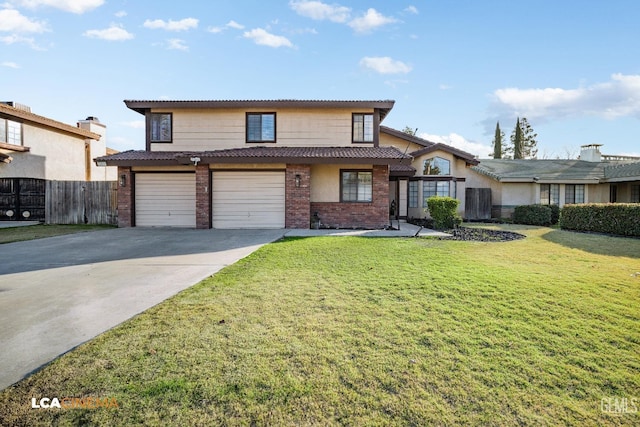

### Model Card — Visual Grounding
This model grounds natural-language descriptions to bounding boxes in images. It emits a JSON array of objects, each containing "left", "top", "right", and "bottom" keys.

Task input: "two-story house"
[
  {"left": 1, "top": 102, "right": 116, "bottom": 222},
  {"left": 97, "top": 99, "right": 420, "bottom": 229}
]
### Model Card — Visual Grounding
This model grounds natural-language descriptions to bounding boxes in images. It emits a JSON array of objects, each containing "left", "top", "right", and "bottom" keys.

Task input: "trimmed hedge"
[
  {"left": 559, "top": 203, "right": 640, "bottom": 237},
  {"left": 513, "top": 204, "right": 552, "bottom": 226},
  {"left": 426, "top": 196, "right": 462, "bottom": 230}
]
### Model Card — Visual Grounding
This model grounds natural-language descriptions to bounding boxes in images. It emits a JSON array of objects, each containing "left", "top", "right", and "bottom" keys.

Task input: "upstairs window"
[
  {"left": 149, "top": 113, "right": 172, "bottom": 143},
  {"left": 352, "top": 113, "right": 374, "bottom": 143},
  {"left": 247, "top": 113, "right": 276, "bottom": 143},
  {"left": 341, "top": 170, "right": 372, "bottom": 202},
  {"left": 0, "top": 119, "right": 22, "bottom": 145},
  {"left": 565, "top": 184, "right": 585, "bottom": 204},
  {"left": 423, "top": 157, "right": 450, "bottom": 176}
]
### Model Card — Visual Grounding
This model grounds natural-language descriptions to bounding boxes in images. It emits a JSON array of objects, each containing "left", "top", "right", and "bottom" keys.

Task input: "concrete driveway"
[{"left": 0, "top": 227, "right": 286, "bottom": 390}]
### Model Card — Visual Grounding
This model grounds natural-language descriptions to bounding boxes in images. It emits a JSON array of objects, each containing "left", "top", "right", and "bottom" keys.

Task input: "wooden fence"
[
  {"left": 45, "top": 181, "right": 118, "bottom": 225},
  {"left": 465, "top": 188, "right": 492, "bottom": 220}
]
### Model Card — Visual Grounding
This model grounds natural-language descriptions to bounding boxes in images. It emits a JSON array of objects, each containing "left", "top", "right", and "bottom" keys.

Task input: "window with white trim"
[
  {"left": 341, "top": 170, "right": 372, "bottom": 202},
  {"left": 0, "top": 119, "right": 22, "bottom": 145}
]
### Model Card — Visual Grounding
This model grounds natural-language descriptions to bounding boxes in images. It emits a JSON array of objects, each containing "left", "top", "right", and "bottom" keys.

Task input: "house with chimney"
[
  {"left": 465, "top": 144, "right": 640, "bottom": 218},
  {"left": 0, "top": 102, "right": 116, "bottom": 222}
]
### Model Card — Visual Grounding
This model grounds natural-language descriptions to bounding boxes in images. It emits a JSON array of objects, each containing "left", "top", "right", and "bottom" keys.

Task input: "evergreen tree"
[
  {"left": 519, "top": 117, "right": 538, "bottom": 159},
  {"left": 511, "top": 117, "right": 524, "bottom": 159},
  {"left": 492, "top": 121, "right": 504, "bottom": 158}
]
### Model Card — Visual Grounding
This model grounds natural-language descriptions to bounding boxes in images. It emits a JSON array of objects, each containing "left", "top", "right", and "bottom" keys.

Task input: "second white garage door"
[{"left": 212, "top": 171, "right": 285, "bottom": 228}]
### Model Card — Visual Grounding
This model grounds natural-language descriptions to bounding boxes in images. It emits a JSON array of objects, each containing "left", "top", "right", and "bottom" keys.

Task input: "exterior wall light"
[
  {"left": 295, "top": 174, "right": 301, "bottom": 187},
  {"left": 119, "top": 173, "right": 127, "bottom": 187}
]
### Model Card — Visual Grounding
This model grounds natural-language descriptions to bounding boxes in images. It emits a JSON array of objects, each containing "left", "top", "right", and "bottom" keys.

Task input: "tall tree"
[
  {"left": 492, "top": 121, "right": 504, "bottom": 158},
  {"left": 519, "top": 117, "right": 538, "bottom": 159},
  {"left": 511, "top": 117, "right": 524, "bottom": 159},
  {"left": 508, "top": 117, "right": 538, "bottom": 159}
]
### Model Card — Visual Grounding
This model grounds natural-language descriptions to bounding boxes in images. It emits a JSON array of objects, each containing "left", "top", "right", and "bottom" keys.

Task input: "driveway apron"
[{"left": 0, "top": 227, "right": 285, "bottom": 390}]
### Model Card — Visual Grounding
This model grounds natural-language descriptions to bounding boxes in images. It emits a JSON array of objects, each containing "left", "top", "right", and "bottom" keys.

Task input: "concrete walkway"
[
  {"left": 0, "top": 221, "right": 40, "bottom": 228},
  {"left": 285, "top": 220, "right": 450, "bottom": 238}
]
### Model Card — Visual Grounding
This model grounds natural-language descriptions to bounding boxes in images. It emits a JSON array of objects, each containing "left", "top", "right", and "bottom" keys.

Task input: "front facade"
[
  {"left": 99, "top": 100, "right": 413, "bottom": 229},
  {"left": 0, "top": 102, "right": 115, "bottom": 221}
]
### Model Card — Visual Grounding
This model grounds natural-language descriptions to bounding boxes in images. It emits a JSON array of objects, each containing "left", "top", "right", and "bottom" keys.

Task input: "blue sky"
[{"left": 2, "top": 0, "right": 639, "bottom": 158}]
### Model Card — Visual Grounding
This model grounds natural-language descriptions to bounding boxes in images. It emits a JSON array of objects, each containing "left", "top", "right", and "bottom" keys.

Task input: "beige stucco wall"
[
  {"left": 78, "top": 120, "right": 117, "bottom": 181},
  {"left": 151, "top": 107, "right": 376, "bottom": 151},
  {"left": 1, "top": 124, "right": 85, "bottom": 180},
  {"left": 378, "top": 133, "right": 422, "bottom": 153},
  {"left": 310, "top": 163, "right": 373, "bottom": 203}
]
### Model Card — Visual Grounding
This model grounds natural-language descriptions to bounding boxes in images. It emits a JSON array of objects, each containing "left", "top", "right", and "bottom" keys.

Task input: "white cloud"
[
  {"left": 0, "top": 34, "right": 42, "bottom": 49},
  {"left": 243, "top": 28, "right": 293, "bottom": 48},
  {"left": 420, "top": 132, "right": 491, "bottom": 158},
  {"left": 404, "top": 6, "right": 419, "bottom": 14},
  {"left": 289, "top": 0, "right": 351, "bottom": 23},
  {"left": 360, "top": 56, "right": 411, "bottom": 74},
  {"left": 348, "top": 8, "right": 398, "bottom": 33},
  {"left": 0, "top": 8, "right": 48, "bottom": 33},
  {"left": 2, "top": 61, "right": 19, "bottom": 68},
  {"left": 83, "top": 24, "right": 133, "bottom": 41},
  {"left": 492, "top": 74, "right": 640, "bottom": 122},
  {"left": 166, "top": 38, "right": 188, "bottom": 51},
  {"left": 143, "top": 18, "right": 198, "bottom": 32},
  {"left": 226, "top": 20, "right": 244, "bottom": 30},
  {"left": 439, "top": 84, "right": 452, "bottom": 90},
  {"left": 114, "top": 10, "right": 126, "bottom": 18},
  {"left": 208, "top": 20, "right": 244, "bottom": 33},
  {"left": 11, "top": 0, "right": 104, "bottom": 14}
]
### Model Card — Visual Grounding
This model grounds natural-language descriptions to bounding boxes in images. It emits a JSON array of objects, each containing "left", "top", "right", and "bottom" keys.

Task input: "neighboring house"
[
  {"left": 97, "top": 99, "right": 416, "bottom": 229},
  {"left": 0, "top": 102, "right": 116, "bottom": 221},
  {"left": 379, "top": 126, "right": 479, "bottom": 219},
  {"left": 466, "top": 144, "right": 640, "bottom": 218}
]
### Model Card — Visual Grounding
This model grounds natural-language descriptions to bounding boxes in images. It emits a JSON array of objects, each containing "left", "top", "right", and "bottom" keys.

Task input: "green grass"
[
  {"left": 0, "top": 224, "right": 115, "bottom": 244},
  {"left": 1, "top": 225, "right": 639, "bottom": 426}
]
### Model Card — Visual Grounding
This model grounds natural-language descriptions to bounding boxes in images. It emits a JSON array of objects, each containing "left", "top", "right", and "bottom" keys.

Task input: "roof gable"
[{"left": 0, "top": 103, "right": 101, "bottom": 140}]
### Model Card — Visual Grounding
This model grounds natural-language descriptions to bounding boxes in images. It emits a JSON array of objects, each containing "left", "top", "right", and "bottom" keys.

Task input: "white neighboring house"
[{"left": 0, "top": 102, "right": 117, "bottom": 221}]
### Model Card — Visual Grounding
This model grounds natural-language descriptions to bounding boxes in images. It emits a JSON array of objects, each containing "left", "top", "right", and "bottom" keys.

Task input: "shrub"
[
  {"left": 426, "top": 196, "right": 462, "bottom": 230},
  {"left": 513, "top": 204, "right": 552, "bottom": 226},
  {"left": 549, "top": 204, "right": 560, "bottom": 225},
  {"left": 560, "top": 203, "right": 640, "bottom": 237}
]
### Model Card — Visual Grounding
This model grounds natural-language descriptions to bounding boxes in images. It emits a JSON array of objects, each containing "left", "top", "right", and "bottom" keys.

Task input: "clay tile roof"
[{"left": 95, "top": 146, "right": 413, "bottom": 166}]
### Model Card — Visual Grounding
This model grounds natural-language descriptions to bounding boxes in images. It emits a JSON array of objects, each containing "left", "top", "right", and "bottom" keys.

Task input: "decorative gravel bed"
[
  {"left": 441, "top": 227, "right": 526, "bottom": 242},
  {"left": 407, "top": 219, "right": 526, "bottom": 242}
]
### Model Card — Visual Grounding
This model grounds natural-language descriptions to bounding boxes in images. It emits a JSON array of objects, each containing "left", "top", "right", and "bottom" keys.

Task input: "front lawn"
[{"left": 1, "top": 225, "right": 639, "bottom": 426}]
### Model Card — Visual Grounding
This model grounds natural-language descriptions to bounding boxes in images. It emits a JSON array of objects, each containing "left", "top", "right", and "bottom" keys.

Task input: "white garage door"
[
  {"left": 212, "top": 171, "right": 285, "bottom": 228},
  {"left": 135, "top": 173, "right": 196, "bottom": 227}
]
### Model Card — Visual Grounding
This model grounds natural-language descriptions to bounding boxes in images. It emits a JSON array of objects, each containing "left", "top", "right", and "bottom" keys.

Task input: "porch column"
[
  {"left": 117, "top": 167, "right": 133, "bottom": 227},
  {"left": 285, "top": 164, "right": 311, "bottom": 228}
]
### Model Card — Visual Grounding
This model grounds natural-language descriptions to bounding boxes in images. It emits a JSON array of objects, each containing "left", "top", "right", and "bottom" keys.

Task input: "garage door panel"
[
  {"left": 135, "top": 173, "right": 196, "bottom": 227},
  {"left": 212, "top": 171, "right": 285, "bottom": 229}
]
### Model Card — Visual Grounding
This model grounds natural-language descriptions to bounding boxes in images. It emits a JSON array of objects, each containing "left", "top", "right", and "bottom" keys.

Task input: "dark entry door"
[{"left": 0, "top": 178, "right": 45, "bottom": 221}]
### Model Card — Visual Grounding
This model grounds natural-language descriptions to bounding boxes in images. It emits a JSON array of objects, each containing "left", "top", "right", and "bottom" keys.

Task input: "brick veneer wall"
[
  {"left": 285, "top": 164, "right": 311, "bottom": 228},
  {"left": 117, "top": 166, "right": 133, "bottom": 227},
  {"left": 311, "top": 164, "right": 389, "bottom": 229},
  {"left": 195, "top": 164, "right": 211, "bottom": 229}
]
